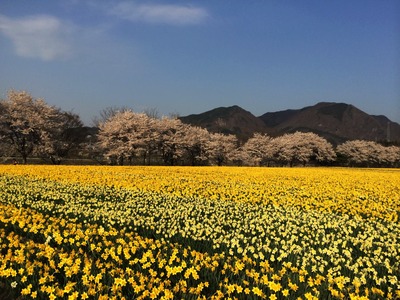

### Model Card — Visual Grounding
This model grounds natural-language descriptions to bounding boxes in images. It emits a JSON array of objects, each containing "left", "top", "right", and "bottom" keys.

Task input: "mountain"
[
  {"left": 179, "top": 105, "right": 270, "bottom": 141},
  {"left": 259, "top": 102, "right": 400, "bottom": 144},
  {"left": 179, "top": 102, "right": 400, "bottom": 144}
]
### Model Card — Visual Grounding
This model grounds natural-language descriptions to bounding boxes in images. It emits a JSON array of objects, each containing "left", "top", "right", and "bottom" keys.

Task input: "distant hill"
[
  {"left": 179, "top": 102, "right": 400, "bottom": 144},
  {"left": 179, "top": 105, "right": 270, "bottom": 141}
]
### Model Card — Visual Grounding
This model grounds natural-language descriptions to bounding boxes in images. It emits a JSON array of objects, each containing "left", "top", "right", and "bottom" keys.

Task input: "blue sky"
[{"left": 0, "top": 0, "right": 399, "bottom": 125}]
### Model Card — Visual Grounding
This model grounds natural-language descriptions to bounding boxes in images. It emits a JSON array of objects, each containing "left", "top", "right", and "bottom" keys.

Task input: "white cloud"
[
  {"left": 0, "top": 14, "right": 74, "bottom": 61},
  {"left": 110, "top": 2, "right": 209, "bottom": 25}
]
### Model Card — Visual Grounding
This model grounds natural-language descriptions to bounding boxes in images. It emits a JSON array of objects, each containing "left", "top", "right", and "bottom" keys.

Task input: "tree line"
[{"left": 1, "top": 90, "right": 399, "bottom": 167}]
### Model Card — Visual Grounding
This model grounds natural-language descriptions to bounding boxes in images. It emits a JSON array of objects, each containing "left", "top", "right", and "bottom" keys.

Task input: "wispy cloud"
[
  {"left": 0, "top": 14, "right": 74, "bottom": 61},
  {"left": 110, "top": 2, "right": 209, "bottom": 25}
]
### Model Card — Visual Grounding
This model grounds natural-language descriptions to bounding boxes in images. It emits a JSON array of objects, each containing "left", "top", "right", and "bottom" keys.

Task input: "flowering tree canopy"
[
  {"left": 240, "top": 133, "right": 272, "bottom": 166},
  {"left": 0, "top": 90, "right": 83, "bottom": 164},
  {"left": 337, "top": 140, "right": 400, "bottom": 167},
  {"left": 97, "top": 110, "right": 157, "bottom": 165}
]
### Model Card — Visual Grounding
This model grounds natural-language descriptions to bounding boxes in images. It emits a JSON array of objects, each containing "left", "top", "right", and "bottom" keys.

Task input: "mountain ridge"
[{"left": 179, "top": 102, "right": 400, "bottom": 144}]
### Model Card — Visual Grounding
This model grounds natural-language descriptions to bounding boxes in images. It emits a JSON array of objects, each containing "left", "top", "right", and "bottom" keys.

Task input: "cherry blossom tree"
[
  {"left": 206, "top": 132, "right": 238, "bottom": 166},
  {"left": 92, "top": 106, "right": 130, "bottom": 127},
  {"left": 381, "top": 145, "right": 400, "bottom": 167},
  {"left": 0, "top": 90, "right": 83, "bottom": 164},
  {"left": 240, "top": 133, "right": 272, "bottom": 166},
  {"left": 269, "top": 132, "right": 336, "bottom": 166},
  {"left": 36, "top": 111, "right": 83, "bottom": 164},
  {"left": 336, "top": 140, "right": 374, "bottom": 166},
  {"left": 156, "top": 117, "right": 187, "bottom": 165},
  {"left": 336, "top": 140, "right": 400, "bottom": 167},
  {"left": 97, "top": 110, "right": 157, "bottom": 165},
  {"left": 179, "top": 124, "right": 211, "bottom": 166}
]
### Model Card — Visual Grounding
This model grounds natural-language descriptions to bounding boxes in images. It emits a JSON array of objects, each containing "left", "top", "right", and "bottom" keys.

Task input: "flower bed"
[{"left": 0, "top": 166, "right": 399, "bottom": 299}]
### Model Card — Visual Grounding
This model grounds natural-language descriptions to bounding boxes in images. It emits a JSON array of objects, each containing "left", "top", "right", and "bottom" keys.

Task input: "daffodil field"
[{"left": 0, "top": 166, "right": 399, "bottom": 300}]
